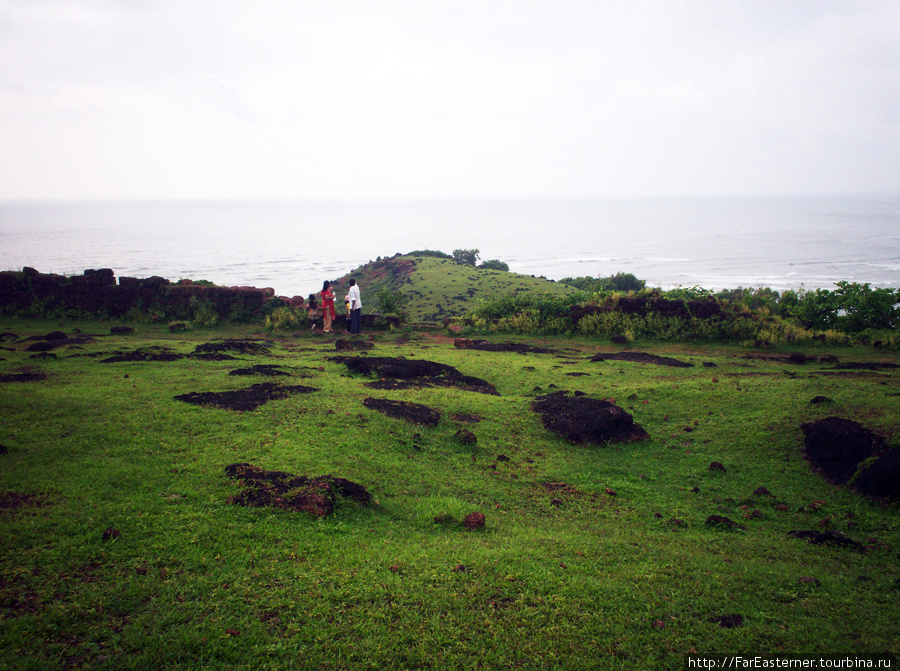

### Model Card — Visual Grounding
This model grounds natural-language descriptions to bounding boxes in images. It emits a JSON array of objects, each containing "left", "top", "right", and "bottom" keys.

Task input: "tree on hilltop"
[{"left": 452, "top": 249, "right": 480, "bottom": 267}]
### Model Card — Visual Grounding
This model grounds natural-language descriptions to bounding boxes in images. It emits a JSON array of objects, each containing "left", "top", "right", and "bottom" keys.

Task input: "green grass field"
[{"left": 1, "top": 318, "right": 898, "bottom": 670}]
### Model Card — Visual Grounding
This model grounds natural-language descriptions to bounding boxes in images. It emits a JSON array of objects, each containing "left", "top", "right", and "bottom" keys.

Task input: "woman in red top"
[{"left": 320, "top": 280, "right": 336, "bottom": 333}]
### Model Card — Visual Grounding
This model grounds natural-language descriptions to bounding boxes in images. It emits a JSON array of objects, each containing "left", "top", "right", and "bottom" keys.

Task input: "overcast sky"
[{"left": 1, "top": 0, "right": 898, "bottom": 200}]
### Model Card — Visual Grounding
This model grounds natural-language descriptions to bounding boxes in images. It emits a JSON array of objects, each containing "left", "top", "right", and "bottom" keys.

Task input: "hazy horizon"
[{"left": 2, "top": 1, "right": 899, "bottom": 202}]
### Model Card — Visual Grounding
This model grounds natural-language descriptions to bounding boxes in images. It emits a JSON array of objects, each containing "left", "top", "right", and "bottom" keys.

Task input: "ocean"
[{"left": 1, "top": 195, "right": 898, "bottom": 299}]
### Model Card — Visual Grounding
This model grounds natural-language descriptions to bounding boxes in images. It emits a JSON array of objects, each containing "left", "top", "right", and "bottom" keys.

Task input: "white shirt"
[{"left": 348, "top": 284, "right": 361, "bottom": 309}]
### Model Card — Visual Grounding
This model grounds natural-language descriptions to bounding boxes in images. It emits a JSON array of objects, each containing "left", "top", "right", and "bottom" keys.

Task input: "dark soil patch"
[
  {"left": 453, "top": 339, "right": 555, "bottom": 354},
  {"left": 787, "top": 529, "right": 867, "bottom": 552},
  {"left": 451, "top": 413, "right": 481, "bottom": 423},
  {"left": 335, "top": 355, "right": 499, "bottom": 395},
  {"left": 193, "top": 340, "right": 271, "bottom": 356},
  {"left": 363, "top": 398, "right": 441, "bottom": 426},
  {"left": 829, "top": 362, "right": 899, "bottom": 371},
  {"left": 705, "top": 515, "right": 747, "bottom": 530},
  {"left": 590, "top": 352, "right": 694, "bottom": 368},
  {"left": 100, "top": 346, "right": 184, "bottom": 363},
  {"left": 335, "top": 339, "right": 375, "bottom": 351},
  {"left": 853, "top": 445, "right": 900, "bottom": 501},
  {"left": 0, "top": 491, "right": 51, "bottom": 517},
  {"left": 191, "top": 352, "right": 239, "bottom": 361},
  {"left": 175, "top": 382, "right": 317, "bottom": 411},
  {"left": 25, "top": 336, "right": 92, "bottom": 352},
  {"left": 800, "top": 417, "right": 885, "bottom": 485},
  {"left": 228, "top": 364, "right": 290, "bottom": 377},
  {"left": 531, "top": 391, "right": 649, "bottom": 445},
  {"left": 0, "top": 370, "right": 48, "bottom": 382},
  {"left": 224, "top": 463, "right": 371, "bottom": 517},
  {"left": 709, "top": 614, "right": 744, "bottom": 628}
]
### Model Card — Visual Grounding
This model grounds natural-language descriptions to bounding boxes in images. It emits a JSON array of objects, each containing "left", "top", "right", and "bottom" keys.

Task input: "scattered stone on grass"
[
  {"left": 754, "top": 486, "right": 774, "bottom": 497},
  {"left": 787, "top": 529, "right": 867, "bottom": 552},
  {"left": 192, "top": 340, "right": 271, "bottom": 356},
  {"left": 336, "top": 355, "right": 498, "bottom": 395},
  {"left": 708, "top": 461, "right": 726, "bottom": 472},
  {"left": 454, "top": 429, "right": 477, "bottom": 444},
  {"left": 224, "top": 463, "right": 371, "bottom": 517},
  {"left": 101, "top": 527, "right": 121, "bottom": 541},
  {"left": 810, "top": 395, "right": 833, "bottom": 404},
  {"left": 228, "top": 364, "right": 290, "bottom": 377},
  {"left": 175, "top": 382, "right": 317, "bottom": 411},
  {"left": 705, "top": 515, "right": 747, "bottom": 531},
  {"left": 801, "top": 417, "right": 899, "bottom": 500},
  {"left": 453, "top": 339, "right": 554, "bottom": 354},
  {"left": 709, "top": 614, "right": 744, "bottom": 628},
  {"left": 363, "top": 397, "right": 441, "bottom": 426},
  {"left": 531, "top": 391, "right": 649, "bottom": 445},
  {"left": 589, "top": 351, "right": 694, "bottom": 368},
  {"left": 169, "top": 322, "right": 188, "bottom": 332},
  {"left": 462, "top": 512, "right": 486, "bottom": 529}
]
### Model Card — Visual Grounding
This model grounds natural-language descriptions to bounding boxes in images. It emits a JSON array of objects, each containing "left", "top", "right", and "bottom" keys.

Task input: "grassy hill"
[
  {"left": 0, "top": 318, "right": 898, "bottom": 669},
  {"left": 329, "top": 253, "right": 577, "bottom": 323}
]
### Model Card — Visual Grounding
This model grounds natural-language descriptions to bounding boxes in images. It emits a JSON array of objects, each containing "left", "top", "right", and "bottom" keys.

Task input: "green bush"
[
  {"left": 478, "top": 259, "right": 509, "bottom": 271},
  {"left": 264, "top": 306, "right": 303, "bottom": 331}
]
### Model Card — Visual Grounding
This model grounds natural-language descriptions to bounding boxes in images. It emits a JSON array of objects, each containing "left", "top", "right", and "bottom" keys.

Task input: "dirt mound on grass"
[
  {"left": 0, "top": 370, "right": 47, "bottom": 382},
  {"left": 589, "top": 351, "right": 694, "bottom": 368},
  {"left": 100, "top": 346, "right": 184, "bottom": 363},
  {"left": 363, "top": 398, "right": 441, "bottom": 426},
  {"left": 531, "top": 391, "right": 650, "bottom": 445},
  {"left": 224, "top": 463, "right": 371, "bottom": 517},
  {"left": 175, "top": 382, "right": 317, "bottom": 411},
  {"left": 228, "top": 364, "right": 290, "bottom": 377},
  {"left": 335, "top": 356, "right": 499, "bottom": 395},
  {"left": 801, "top": 417, "right": 884, "bottom": 485},
  {"left": 453, "top": 339, "right": 555, "bottom": 354},
  {"left": 192, "top": 340, "right": 271, "bottom": 356},
  {"left": 787, "top": 529, "right": 867, "bottom": 552},
  {"left": 800, "top": 417, "right": 900, "bottom": 501}
]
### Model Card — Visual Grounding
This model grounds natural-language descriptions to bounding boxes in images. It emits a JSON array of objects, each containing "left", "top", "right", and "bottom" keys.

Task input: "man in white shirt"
[{"left": 347, "top": 279, "right": 362, "bottom": 334}]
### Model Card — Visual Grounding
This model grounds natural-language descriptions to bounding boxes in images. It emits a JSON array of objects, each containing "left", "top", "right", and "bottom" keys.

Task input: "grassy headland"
[
  {"left": 330, "top": 253, "right": 577, "bottom": 323},
  {"left": 0, "top": 315, "right": 898, "bottom": 670}
]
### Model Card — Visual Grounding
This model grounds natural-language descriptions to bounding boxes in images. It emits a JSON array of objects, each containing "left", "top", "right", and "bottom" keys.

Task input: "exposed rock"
[
  {"left": 454, "top": 429, "right": 477, "bottom": 444},
  {"left": 787, "top": 529, "right": 867, "bottom": 552},
  {"left": 531, "top": 391, "right": 649, "bottom": 445},
  {"left": 801, "top": 417, "right": 884, "bottom": 485},
  {"left": 175, "top": 382, "right": 317, "bottom": 411},
  {"left": 709, "top": 614, "right": 744, "bottom": 628},
  {"left": 705, "top": 515, "right": 746, "bottom": 531},
  {"left": 337, "top": 355, "right": 498, "bottom": 395},
  {"left": 363, "top": 398, "right": 441, "bottom": 426},
  {"left": 590, "top": 351, "right": 694, "bottom": 368},
  {"left": 462, "top": 512, "right": 486, "bottom": 529},
  {"left": 224, "top": 463, "right": 371, "bottom": 517}
]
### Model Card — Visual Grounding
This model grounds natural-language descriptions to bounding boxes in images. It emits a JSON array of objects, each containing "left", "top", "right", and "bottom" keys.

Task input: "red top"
[{"left": 321, "top": 288, "right": 336, "bottom": 319}]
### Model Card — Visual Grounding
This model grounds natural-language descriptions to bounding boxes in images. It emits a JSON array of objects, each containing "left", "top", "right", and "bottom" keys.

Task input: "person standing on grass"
[
  {"left": 347, "top": 278, "right": 362, "bottom": 334},
  {"left": 320, "top": 280, "right": 336, "bottom": 333},
  {"left": 306, "top": 294, "right": 320, "bottom": 332}
]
